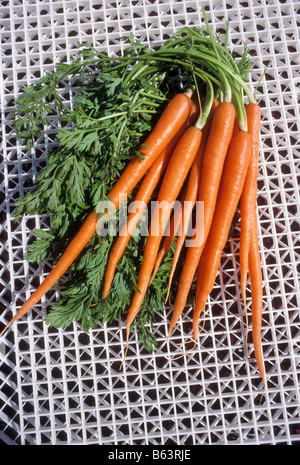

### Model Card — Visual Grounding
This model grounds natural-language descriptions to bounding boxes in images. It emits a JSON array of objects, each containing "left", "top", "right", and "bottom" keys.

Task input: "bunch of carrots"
[{"left": 1, "top": 15, "right": 265, "bottom": 387}]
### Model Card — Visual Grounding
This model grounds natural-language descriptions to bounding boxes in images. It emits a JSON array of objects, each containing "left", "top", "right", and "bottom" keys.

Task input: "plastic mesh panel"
[{"left": 0, "top": 0, "right": 299, "bottom": 445}]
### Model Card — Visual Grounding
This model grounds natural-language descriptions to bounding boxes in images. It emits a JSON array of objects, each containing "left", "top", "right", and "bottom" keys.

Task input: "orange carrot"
[
  {"left": 0, "top": 92, "right": 192, "bottom": 337},
  {"left": 239, "top": 104, "right": 261, "bottom": 314},
  {"left": 168, "top": 102, "right": 235, "bottom": 337},
  {"left": 240, "top": 103, "right": 264, "bottom": 386},
  {"left": 107, "top": 93, "right": 192, "bottom": 208},
  {"left": 248, "top": 211, "right": 265, "bottom": 387},
  {"left": 149, "top": 183, "right": 187, "bottom": 286},
  {"left": 125, "top": 125, "right": 203, "bottom": 346},
  {"left": 193, "top": 130, "right": 251, "bottom": 339},
  {"left": 148, "top": 98, "right": 201, "bottom": 286},
  {"left": 102, "top": 99, "right": 199, "bottom": 299},
  {"left": 165, "top": 99, "right": 219, "bottom": 302}
]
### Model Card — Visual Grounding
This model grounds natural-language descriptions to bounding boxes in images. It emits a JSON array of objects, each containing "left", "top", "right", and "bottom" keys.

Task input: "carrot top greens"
[{"left": 12, "top": 21, "right": 255, "bottom": 351}]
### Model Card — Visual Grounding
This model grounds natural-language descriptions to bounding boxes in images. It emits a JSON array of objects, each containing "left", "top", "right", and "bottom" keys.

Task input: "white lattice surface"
[{"left": 0, "top": 0, "right": 299, "bottom": 446}]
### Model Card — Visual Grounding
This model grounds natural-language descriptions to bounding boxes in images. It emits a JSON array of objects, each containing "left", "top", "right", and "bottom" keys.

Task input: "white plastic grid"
[{"left": 0, "top": 0, "right": 299, "bottom": 446}]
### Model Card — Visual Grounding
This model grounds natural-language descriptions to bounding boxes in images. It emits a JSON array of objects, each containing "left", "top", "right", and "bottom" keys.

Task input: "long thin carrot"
[
  {"left": 193, "top": 130, "right": 251, "bottom": 339},
  {"left": 102, "top": 99, "right": 199, "bottom": 299},
  {"left": 124, "top": 125, "right": 203, "bottom": 348},
  {"left": 239, "top": 103, "right": 261, "bottom": 316},
  {"left": 165, "top": 99, "right": 219, "bottom": 302},
  {"left": 240, "top": 103, "right": 265, "bottom": 386},
  {"left": 163, "top": 134, "right": 205, "bottom": 303},
  {"left": 248, "top": 210, "right": 265, "bottom": 387},
  {"left": 167, "top": 101, "right": 235, "bottom": 337},
  {"left": 0, "top": 92, "right": 192, "bottom": 337}
]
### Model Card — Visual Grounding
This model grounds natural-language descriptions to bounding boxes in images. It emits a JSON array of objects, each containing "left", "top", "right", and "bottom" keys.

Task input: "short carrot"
[
  {"left": 0, "top": 92, "right": 192, "bottom": 337},
  {"left": 168, "top": 101, "right": 235, "bottom": 337},
  {"left": 240, "top": 103, "right": 265, "bottom": 386},
  {"left": 124, "top": 125, "right": 203, "bottom": 347},
  {"left": 193, "top": 130, "right": 251, "bottom": 339}
]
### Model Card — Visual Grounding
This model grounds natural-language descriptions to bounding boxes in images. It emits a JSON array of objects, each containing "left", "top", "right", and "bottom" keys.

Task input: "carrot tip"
[
  {"left": 167, "top": 325, "right": 174, "bottom": 339},
  {"left": 150, "top": 250, "right": 165, "bottom": 285},
  {"left": 174, "top": 339, "right": 194, "bottom": 348},
  {"left": 168, "top": 338, "right": 197, "bottom": 361},
  {"left": 149, "top": 275, "right": 155, "bottom": 286},
  {"left": 119, "top": 334, "right": 129, "bottom": 371},
  {"left": 0, "top": 316, "right": 16, "bottom": 338},
  {"left": 0, "top": 324, "right": 10, "bottom": 338},
  {"left": 193, "top": 308, "right": 206, "bottom": 341},
  {"left": 240, "top": 286, "right": 250, "bottom": 365},
  {"left": 164, "top": 289, "right": 171, "bottom": 305},
  {"left": 258, "top": 391, "right": 265, "bottom": 405},
  {"left": 90, "top": 300, "right": 101, "bottom": 307}
]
